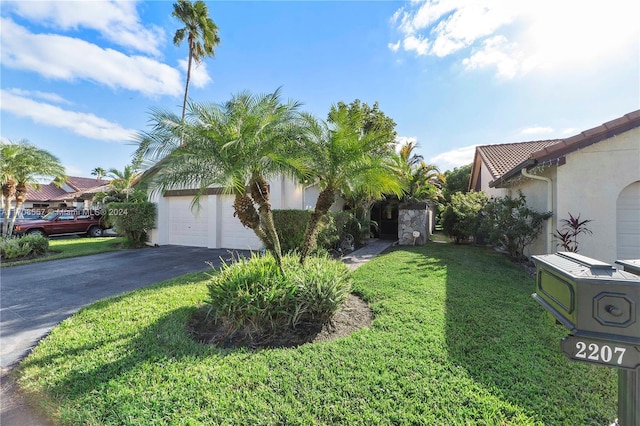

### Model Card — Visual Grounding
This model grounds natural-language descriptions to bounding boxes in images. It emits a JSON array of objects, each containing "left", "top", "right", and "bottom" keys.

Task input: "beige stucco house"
[{"left": 468, "top": 110, "right": 640, "bottom": 264}]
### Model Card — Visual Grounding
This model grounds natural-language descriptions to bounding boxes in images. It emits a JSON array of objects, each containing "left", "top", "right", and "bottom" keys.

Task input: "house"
[
  {"left": 148, "top": 176, "right": 343, "bottom": 250},
  {"left": 468, "top": 110, "right": 640, "bottom": 264},
  {"left": 21, "top": 176, "right": 110, "bottom": 212}
]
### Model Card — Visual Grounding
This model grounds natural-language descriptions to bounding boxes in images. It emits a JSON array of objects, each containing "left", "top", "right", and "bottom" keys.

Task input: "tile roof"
[
  {"left": 476, "top": 140, "right": 562, "bottom": 180},
  {"left": 65, "top": 176, "right": 108, "bottom": 191},
  {"left": 25, "top": 184, "right": 69, "bottom": 201},
  {"left": 24, "top": 176, "right": 110, "bottom": 202}
]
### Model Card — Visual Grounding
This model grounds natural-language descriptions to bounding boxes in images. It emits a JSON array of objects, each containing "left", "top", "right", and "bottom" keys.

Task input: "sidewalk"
[{"left": 0, "top": 240, "right": 394, "bottom": 425}]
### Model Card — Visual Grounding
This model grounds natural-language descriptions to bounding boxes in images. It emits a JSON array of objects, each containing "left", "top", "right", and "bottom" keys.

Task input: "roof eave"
[{"left": 489, "top": 159, "right": 536, "bottom": 188}]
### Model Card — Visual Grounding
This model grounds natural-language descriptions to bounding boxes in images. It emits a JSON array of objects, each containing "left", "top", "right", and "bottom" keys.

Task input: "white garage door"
[
  {"left": 617, "top": 181, "right": 640, "bottom": 260},
  {"left": 220, "top": 195, "right": 262, "bottom": 250},
  {"left": 168, "top": 196, "right": 209, "bottom": 247}
]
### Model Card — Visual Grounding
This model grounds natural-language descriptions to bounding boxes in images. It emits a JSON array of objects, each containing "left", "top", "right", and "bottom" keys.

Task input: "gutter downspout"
[{"left": 521, "top": 168, "right": 554, "bottom": 254}]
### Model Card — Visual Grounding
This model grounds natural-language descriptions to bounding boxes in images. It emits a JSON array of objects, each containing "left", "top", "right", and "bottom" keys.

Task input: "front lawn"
[
  {"left": 15, "top": 243, "right": 616, "bottom": 424},
  {"left": 1, "top": 236, "right": 125, "bottom": 267}
]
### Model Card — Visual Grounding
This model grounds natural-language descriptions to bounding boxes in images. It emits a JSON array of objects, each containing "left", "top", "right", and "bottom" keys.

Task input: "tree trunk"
[
  {"left": 179, "top": 37, "right": 194, "bottom": 146},
  {"left": 7, "top": 182, "right": 28, "bottom": 237},
  {"left": 2, "top": 180, "right": 16, "bottom": 236},
  {"left": 232, "top": 192, "right": 270, "bottom": 249},
  {"left": 249, "top": 174, "right": 283, "bottom": 273},
  {"left": 299, "top": 187, "right": 335, "bottom": 264}
]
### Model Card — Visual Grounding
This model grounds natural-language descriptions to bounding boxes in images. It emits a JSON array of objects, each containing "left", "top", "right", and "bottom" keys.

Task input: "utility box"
[{"left": 532, "top": 252, "right": 640, "bottom": 346}]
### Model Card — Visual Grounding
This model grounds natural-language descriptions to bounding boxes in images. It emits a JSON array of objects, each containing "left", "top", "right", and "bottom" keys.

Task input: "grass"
[
  {"left": 15, "top": 243, "right": 617, "bottom": 425},
  {"left": 1, "top": 236, "right": 126, "bottom": 267}
]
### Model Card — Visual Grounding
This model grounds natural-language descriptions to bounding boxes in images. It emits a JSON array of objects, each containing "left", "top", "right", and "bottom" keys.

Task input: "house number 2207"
[{"left": 575, "top": 341, "right": 626, "bottom": 364}]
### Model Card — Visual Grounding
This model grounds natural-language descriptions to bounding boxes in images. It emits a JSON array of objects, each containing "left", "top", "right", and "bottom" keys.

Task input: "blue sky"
[{"left": 1, "top": 0, "right": 638, "bottom": 179}]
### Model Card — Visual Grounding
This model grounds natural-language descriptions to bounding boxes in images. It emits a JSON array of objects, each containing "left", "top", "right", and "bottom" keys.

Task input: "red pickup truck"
[{"left": 13, "top": 210, "right": 107, "bottom": 237}]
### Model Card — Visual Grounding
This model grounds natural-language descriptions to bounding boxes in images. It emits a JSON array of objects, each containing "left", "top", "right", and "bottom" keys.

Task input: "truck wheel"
[
  {"left": 27, "top": 229, "right": 46, "bottom": 237},
  {"left": 88, "top": 226, "right": 103, "bottom": 237}
]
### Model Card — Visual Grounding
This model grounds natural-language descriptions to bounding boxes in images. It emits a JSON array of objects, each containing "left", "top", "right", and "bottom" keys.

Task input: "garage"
[
  {"left": 617, "top": 181, "right": 640, "bottom": 260},
  {"left": 167, "top": 196, "right": 209, "bottom": 247}
]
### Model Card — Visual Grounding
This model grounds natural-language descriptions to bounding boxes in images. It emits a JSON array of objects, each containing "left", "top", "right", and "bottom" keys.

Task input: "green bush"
[
  {"left": 0, "top": 234, "right": 49, "bottom": 259},
  {"left": 273, "top": 209, "right": 338, "bottom": 253},
  {"left": 106, "top": 201, "right": 156, "bottom": 248},
  {"left": 206, "top": 253, "right": 352, "bottom": 345},
  {"left": 441, "top": 191, "right": 488, "bottom": 243},
  {"left": 479, "top": 191, "right": 552, "bottom": 260}
]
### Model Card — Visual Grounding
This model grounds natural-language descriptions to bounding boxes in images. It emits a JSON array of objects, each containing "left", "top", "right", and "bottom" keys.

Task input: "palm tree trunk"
[
  {"left": 249, "top": 174, "right": 283, "bottom": 273},
  {"left": 7, "top": 182, "right": 28, "bottom": 237},
  {"left": 181, "top": 39, "right": 194, "bottom": 125},
  {"left": 232, "top": 192, "right": 270, "bottom": 248},
  {"left": 2, "top": 180, "right": 16, "bottom": 236},
  {"left": 299, "top": 187, "right": 335, "bottom": 264}
]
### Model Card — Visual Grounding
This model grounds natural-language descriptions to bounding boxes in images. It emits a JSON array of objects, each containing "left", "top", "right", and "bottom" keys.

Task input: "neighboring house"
[
  {"left": 149, "top": 176, "right": 343, "bottom": 250},
  {"left": 468, "top": 110, "right": 640, "bottom": 264},
  {"left": 20, "top": 176, "right": 110, "bottom": 212}
]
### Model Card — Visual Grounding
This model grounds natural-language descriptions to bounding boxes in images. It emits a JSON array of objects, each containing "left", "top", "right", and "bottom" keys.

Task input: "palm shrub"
[{"left": 206, "top": 252, "right": 351, "bottom": 346}]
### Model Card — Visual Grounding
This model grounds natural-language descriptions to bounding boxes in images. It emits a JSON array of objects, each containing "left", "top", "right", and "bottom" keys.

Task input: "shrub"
[
  {"left": 479, "top": 192, "right": 552, "bottom": 260},
  {"left": 106, "top": 201, "right": 156, "bottom": 248},
  {"left": 554, "top": 212, "right": 593, "bottom": 252},
  {"left": 441, "top": 191, "right": 488, "bottom": 243},
  {"left": 0, "top": 234, "right": 49, "bottom": 259},
  {"left": 206, "top": 253, "right": 352, "bottom": 346},
  {"left": 273, "top": 209, "right": 338, "bottom": 254}
]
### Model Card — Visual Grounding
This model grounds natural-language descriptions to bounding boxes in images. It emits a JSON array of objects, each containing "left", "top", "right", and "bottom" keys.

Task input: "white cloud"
[
  {"left": 0, "top": 89, "right": 136, "bottom": 142},
  {"left": 521, "top": 126, "right": 553, "bottom": 135},
  {"left": 388, "top": 40, "right": 401, "bottom": 52},
  {"left": 430, "top": 145, "right": 477, "bottom": 170},
  {"left": 388, "top": 0, "right": 640, "bottom": 78},
  {"left": 403, "top": 35, "right": 430, "bottom": 56},
  {"left": 6, "top": 88, "right": 72, "bottom": 105},
  {"left": 5, "top": 0, "right": 164, "bottom": 56},
  {"left": 1, "top": 18, "right": 182, "bottom": 98},
  {"left": 178, "top": 58, "right": 212, "bottom": 89},
  {"left": 395, "top": 136, "right": 418, "bottom": 152},
  {"left": 562, "top": 128, "right": 578, "bottom": 135}
]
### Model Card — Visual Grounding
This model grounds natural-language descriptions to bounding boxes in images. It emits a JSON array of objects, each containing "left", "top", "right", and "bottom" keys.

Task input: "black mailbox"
[{"left": 532, "top": 252, "right": 640, "bottom": 345}]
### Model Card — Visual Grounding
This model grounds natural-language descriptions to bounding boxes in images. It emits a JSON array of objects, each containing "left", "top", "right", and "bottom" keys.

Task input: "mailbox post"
[{"left": 532, "top": 252, "right": 640, "bottom": 426}]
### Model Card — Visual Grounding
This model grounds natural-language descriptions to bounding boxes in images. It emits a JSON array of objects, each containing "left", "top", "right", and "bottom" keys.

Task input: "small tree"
[
  {"left": 554, "top": 212, "right": 593, "bottom": 252},
  {"left": 441, "top": 191, "right": 488, "bottom": 243},
  {"left": 480, "top": 192, "right": 552, "bottom": 260}
]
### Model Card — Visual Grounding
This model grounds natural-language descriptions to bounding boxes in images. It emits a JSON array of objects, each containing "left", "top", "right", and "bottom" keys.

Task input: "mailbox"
[{"left": 532, "top": 252, "right": 640, "bottom": 345}]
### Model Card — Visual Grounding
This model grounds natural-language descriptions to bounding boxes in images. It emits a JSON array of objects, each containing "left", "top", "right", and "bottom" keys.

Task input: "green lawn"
[
  {"left": 15, "top": 243, "right": 617, "bottom": 425},
  {"left": 1, "top": 236, "right": 126, "bottom": 267}
]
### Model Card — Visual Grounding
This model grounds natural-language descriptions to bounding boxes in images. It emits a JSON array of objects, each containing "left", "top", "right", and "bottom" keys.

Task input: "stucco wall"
[
  {"left": 480, "top": 163, "right": 508, "bottom": 198},
  {"left": 555, "top": 127, "right": 640, "bottom": 264}
]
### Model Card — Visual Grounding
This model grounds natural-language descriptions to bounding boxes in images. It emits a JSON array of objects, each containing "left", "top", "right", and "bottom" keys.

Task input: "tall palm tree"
[
  {"left": 298, "top": 107, "right": 403, "bottom": 263},
  {"left": 91, "top": 167, "right": 107, "bottom": 179},
  {"left": 1, "top": 140, "right": 66, "bottom": 236},
  {"left": 135, "top": 88, "right": 308, "bottom": 272},
  {"left": 172, "top": 0, "right": 220, "bottom": 123}
]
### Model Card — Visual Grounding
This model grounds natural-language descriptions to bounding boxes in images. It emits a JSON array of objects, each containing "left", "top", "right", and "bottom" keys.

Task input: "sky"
[{"left": 1, "top": 0, "right": 639, "bottom": 179}]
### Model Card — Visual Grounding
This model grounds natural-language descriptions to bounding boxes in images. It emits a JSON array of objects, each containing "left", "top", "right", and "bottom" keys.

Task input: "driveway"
[{"left": 0, "top": 245, "right": 248, "bottom": 369}]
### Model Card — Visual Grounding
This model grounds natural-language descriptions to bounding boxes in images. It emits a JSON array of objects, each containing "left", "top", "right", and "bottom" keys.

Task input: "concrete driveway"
[{"left": 0, "top": 245, "right": 248, "bottom": 369}]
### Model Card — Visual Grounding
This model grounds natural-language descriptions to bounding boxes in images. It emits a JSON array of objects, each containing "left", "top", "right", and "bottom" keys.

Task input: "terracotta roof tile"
[
  {"left": 477, "top": 140, "right": 562, "bottom": 180},
  {"left": 26, "top": 184, "right": 68, "bottom": 201},
  {"left": 24, "top": 176, "right": 110, "bottom": 202}
]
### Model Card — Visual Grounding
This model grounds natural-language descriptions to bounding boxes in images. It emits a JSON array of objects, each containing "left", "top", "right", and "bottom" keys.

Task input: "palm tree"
[
  {"left": 392, "top": 140, "right": 445, "bottom": 203},
  {"left": 1, "top": 140, "right": 66, "bottom": 236},
  {"left": 91, "top": 167, "right": 107, "bottom": 179},
  {"left": 107, "top": 165, "right": 142, "bottom": 202},
  {"left": 135, "top": 88, "right": 308, "bottom": 272},
  {"left": 297, "top": 107, "right": 403, "bottom": 263},
  {"left": 172, "top": 0, "right": 220, "bottom": 123}
]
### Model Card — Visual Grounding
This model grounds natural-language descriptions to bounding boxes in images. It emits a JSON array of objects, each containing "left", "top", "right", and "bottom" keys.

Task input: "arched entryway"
[{"left": 616, "top": 181, "right": 640, "bottom": 260}]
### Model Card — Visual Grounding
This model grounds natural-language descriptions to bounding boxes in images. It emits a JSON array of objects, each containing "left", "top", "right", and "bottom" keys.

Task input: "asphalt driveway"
[{"left": 0, "top": 245, "right": 248, "bottom": 369}]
